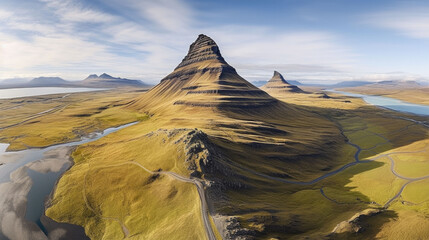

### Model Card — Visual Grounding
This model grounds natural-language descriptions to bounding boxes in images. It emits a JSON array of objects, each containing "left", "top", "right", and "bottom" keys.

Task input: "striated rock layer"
[
  {"left": 261, "top": 71, "right": 305, "bottom": 94},
  {"left": 130, "top": 34, "right": 276, "bottom": 109}
]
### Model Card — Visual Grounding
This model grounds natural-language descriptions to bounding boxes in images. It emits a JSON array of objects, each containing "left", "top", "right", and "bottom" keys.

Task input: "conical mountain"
[
  {"left": 130, "top": 34, "right": 276, "bottom": 110},
  {"left": 261, "top": 71, "right": 305, "bottom": 93}
]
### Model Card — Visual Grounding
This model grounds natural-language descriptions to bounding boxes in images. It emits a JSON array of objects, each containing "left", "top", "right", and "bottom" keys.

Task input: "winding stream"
[{"left": 0, "top": 122, "right": 137, "bottom": 238}]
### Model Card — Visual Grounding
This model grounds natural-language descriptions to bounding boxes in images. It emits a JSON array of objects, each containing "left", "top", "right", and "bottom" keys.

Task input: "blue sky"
[{"left": 0, "top": 0, "right": 428, "bottom": 84}]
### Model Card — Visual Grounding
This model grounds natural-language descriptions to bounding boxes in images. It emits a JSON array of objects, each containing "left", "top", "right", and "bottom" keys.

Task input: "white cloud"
[
  {"left": 1, "top": 34, "right": 106, "bottom": 68},
  {"left": 1, "top": 0, "right": 426, "bottom": 84},
  {"left": 196, "top": 26, "right": 357, "bottom": 83},
  {"left": 130, "top": 0, "right": 193, "bottom": 33},
  {"left": 40, "top": 0, "right": 117, "bottom": 23},
  {"left": 0, "top": 9, "right": 12, "bottom": 20},
  {"left": 365, "top": 7, "right": 429, "bottom": 39}
]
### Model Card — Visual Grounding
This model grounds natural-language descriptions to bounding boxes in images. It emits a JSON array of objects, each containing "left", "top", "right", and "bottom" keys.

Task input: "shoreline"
[
  {"left": 0, "top": 122, "right": 138, "bottom": 238},
  {"left": 0, "top": 146, "right": 89, "bottom": 239},
  {"left": 41, "top": 146, "right": 89, "bottom": 240}
]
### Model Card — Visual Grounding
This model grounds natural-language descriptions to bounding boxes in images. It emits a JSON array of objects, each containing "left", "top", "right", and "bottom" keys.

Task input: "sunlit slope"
[{"left": 46, "top": 127, "right": 207, "bottom": 239}]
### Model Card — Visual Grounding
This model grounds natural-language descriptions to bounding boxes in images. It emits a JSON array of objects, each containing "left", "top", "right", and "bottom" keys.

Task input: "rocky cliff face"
[
  {"left": 261, "top": 71, "right": 305, "bottom": 93},
  {"left": 131, "top": 34, "right": 276, "bottom": 110}
]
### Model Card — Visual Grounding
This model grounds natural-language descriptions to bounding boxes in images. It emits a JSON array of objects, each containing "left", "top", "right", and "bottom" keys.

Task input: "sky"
[{"left": 0, "top": 0, "right": 428, "bottom": 84}]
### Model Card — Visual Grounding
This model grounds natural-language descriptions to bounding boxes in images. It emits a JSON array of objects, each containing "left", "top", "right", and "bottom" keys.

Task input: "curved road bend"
[
  {"left": 95, "top": 161, "right": 216, "bottom": 240},
  {"left": 382, "top": 153, "right": 429, "bottom": 208}
]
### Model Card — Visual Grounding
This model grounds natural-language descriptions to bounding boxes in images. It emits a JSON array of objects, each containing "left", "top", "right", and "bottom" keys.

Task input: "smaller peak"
[
  {"left": 87, "top": 74, "right": 98, "bottom": 79},
  {"left": 99, "top": 73, "right": 114, "bottom": 79},
  {"left": 270, "top": 71, "right": 289, "bottom": 84}
]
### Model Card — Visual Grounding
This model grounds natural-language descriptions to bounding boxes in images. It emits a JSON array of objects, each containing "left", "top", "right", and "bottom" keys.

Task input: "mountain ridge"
[{"left": 0, "top": 74, "right": 150, "bottom": 89}]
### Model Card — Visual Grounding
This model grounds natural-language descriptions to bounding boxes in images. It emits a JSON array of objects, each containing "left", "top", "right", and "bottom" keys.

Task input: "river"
[
  {"left": 0, "top": 122, "right": 137, "bottom": 239},
  {"left": 0, "top": 87, "right": 107, "bottom": 99},
  {"left": 327, "top": 90, "right": 429, "bottom": 116}
]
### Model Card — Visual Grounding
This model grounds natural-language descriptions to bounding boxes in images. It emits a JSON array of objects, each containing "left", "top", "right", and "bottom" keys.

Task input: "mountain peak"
[
  {"left": 99, "top": 73, "right": 114, "bottom": 79},
  {"left": 131, "top": 34, "right": 276, "bottom": 110},
  {"left": 175, "top": 34, "right": 227, "bottom": 70},
  {"left": 270, "top": 71, "right": 289, "bottom": 84}
]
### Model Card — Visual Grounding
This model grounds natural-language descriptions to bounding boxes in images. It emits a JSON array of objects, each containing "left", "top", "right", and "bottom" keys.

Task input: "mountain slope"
[
  {"left": 261, "top": 71, "right": 305, "bottom": 94},
  {"left": 130, "top": 34, "right": 276, "bottom": 110}
]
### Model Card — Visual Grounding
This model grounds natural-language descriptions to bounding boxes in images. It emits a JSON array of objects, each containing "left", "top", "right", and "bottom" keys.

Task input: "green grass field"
[{"left": 1, "top": 87, "right": 428, "bottom": 239}]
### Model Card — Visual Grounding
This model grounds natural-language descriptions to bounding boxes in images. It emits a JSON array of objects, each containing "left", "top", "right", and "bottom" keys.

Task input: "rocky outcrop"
[
  {"left": 144, "top": 128, "right": 252, "bottom": 239},
  {"left": 144, "top": 128, "right": 246, "bottom": 188},
  {"left": 212, "top": 215, "right": 256, "bottom": 240},
  {"left": 261, "top": 71, "right": 305, "bottom": 93},
  {"left": 331, "top": 208, "right": 381, "bottom": 234}
]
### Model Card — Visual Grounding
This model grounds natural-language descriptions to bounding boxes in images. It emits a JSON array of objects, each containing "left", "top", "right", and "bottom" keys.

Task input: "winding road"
[
  {"left": 380, "top": 151, "right": 429, "bottom": 208},
  {"left": 83, "top": 161, "right": 216, "bottom": 240}
]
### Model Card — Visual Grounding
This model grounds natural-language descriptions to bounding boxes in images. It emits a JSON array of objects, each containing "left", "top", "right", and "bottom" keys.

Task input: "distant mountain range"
[
  {"left": 0, "top": 74, "right": 150, "bottom": 89},
  {"left": 81, "top": 73, "right": 147, "bottom": 88},
  {"left": 252, "top": 79, "right": 428, "bottom": 89},
  {"left": 286, "top": 80, "right": 373, "bottom": 88}
]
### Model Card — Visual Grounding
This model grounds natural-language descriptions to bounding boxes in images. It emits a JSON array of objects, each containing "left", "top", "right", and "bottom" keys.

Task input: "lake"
[
  {"left": 328, "top": 90, "right": 429, "bottom": 116},
  {"left": 0, "top": 87, "right": 107, "bottom": 99}
]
